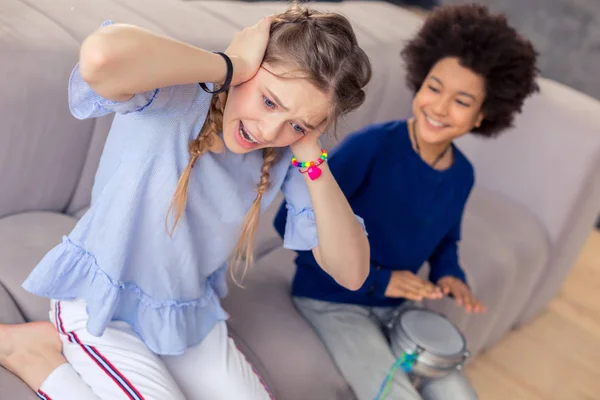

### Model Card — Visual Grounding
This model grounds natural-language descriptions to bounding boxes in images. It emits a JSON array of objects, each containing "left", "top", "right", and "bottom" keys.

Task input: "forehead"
[
  {"left": 429, "top": 57, "right": 485, "bottom": 95},
  {"left": 255, "top": 64, "right": 332, "bottom": 125}
]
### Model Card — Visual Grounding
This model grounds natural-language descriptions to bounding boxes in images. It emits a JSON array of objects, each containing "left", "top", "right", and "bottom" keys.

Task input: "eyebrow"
[
  {"left": 429, "top": 76, "right": 477, "bottom": 101},
  {"left": 265, "top": 87, "right": 317, "bottom": 130}
]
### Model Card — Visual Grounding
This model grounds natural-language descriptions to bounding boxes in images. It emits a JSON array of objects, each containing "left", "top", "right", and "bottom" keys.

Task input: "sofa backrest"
[
  {"left": 0, "top": 0, "right": 422, "bottom": 219},
  {"left": 456, "top": 78, "right": 600, "bottom": 245}
]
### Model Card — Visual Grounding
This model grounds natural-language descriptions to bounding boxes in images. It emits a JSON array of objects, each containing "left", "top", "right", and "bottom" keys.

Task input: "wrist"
[
  {"left": 291, "top": 142, "right": 322, "bottom": 161},
  {"left": 227, "top": 54, "right": 246, "bottom": 86}
]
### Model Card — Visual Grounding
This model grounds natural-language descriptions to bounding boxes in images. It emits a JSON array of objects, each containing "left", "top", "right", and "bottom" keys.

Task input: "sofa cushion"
[
  {"left": 423, "top": 187, "right": 549, "bottom": 354},
  {"left": 0, "top": 284, "right": 37, "bottom": 399},
  {"left": 222, "top": 247, "right": 355, "bottom": 400},
  {"left": 0, "top": 212, "right": 77, "bottom": 323}
]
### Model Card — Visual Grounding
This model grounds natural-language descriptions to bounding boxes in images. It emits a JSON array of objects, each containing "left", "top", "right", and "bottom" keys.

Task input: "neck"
[{"left": 409, "top": 118, "right": 452, "bottom": 166}]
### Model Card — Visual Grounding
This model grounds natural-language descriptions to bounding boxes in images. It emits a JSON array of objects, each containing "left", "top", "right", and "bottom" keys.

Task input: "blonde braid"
[
  {"left": 166, "top": 93, "right": 225, "bottom": 235},
  {"left": 231, "top": 147, "right": 277, "bottom": 283}
]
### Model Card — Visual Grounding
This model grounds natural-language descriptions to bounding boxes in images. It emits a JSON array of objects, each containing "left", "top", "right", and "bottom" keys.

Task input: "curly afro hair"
[{"left": 401, "top": 4, "right": 540, "bottom": 137}]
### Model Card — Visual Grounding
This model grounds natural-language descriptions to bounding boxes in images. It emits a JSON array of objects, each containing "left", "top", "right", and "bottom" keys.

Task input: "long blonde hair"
[{"left": 166, "top": 3, "right": 372, "bottom": 280}]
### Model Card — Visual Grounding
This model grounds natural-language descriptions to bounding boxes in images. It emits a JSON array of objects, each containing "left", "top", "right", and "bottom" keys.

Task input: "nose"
[
  {"left": 431, "top": 94, "right": 451, "bottom": 117},
  {"left": 257, "top": 116, "right": 284, "bottom": 143}
]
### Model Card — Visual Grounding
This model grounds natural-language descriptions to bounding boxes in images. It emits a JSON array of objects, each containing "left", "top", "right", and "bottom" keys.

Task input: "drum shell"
[{"left": 389, "top": 308, "right": 469, "bottom": 379}]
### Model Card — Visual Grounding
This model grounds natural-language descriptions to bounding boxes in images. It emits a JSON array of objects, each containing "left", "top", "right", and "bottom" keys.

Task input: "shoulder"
[
  {"left": 346, "top": 119, "right": 407, "bottom": 143},
  {"left": 452, "top": 145, "right": 475, "bottom": 191},
  {"left": 333, "top": 120, "right": 407, "bottom": 156}
]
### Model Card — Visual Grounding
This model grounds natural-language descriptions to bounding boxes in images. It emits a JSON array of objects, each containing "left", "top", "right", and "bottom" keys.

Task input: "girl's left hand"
[
  {"left": 290, "top": 128, "right": 323, "bottom": 162},
  {"left": 437, "top": 276, "right": 486, "bottom": 313}
]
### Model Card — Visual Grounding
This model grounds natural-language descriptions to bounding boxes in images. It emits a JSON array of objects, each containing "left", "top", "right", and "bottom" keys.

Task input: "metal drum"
[{"left": 389, "top": 307, "right": 470, "bottom": 380}]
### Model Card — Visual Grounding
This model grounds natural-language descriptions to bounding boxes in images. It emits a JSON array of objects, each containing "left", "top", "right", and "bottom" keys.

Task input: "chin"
[
  {"left": 222, "top": 121, "right": 258, "bottom": 154},
  {"left": 222, "top": 129, "right": 246, "bottom": 154},
  {"left": 416, "top": 115, "right": 455, "bottom": 145}
]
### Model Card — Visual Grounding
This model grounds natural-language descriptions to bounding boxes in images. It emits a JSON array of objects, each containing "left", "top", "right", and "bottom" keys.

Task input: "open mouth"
[
  {"left": 239, "top": 121, "right": 259, "bottom": 144},
  {"left": 423, "top": 112, "right": 448, "bottom": 129}
]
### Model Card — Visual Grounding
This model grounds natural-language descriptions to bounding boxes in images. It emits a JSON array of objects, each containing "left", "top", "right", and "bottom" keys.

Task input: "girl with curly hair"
[{"left": 276, "top": 4, "right": 539, "bottom": 399}]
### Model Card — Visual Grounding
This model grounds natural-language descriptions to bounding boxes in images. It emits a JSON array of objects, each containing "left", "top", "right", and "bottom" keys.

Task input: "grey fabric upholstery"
[
  {"left": 0, "top": 212, "right": 77, "bottom": 322},
  {"left": 222, "top": 247, "right": 357, "bottom": 400},
  {"left": 423, "top": 188, "right": 550, "bottom": 354},
  {"left": 1, "top": 1, "right": 600, "bottom": 399},
  {"left": 454, "top": 79, "right": 600, "bottom": 325},
  {"left": 0, "top": 284, "right": 37, "bottom": 400}
]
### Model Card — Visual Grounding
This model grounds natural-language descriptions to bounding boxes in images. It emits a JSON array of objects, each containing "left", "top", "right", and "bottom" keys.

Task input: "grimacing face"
[{"left": 222, "top": 63, "right": 331, "bottom": 154}]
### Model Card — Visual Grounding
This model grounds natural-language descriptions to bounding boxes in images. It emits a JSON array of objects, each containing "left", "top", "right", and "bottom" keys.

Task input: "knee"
[
  {"left": 187, "top": 368, "right": 271, "bottom": 400},
  {"left": 420, "top": 372, "right": 478, "bottom": 400}
]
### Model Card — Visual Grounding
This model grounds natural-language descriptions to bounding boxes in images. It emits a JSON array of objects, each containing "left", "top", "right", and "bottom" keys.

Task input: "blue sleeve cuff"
[
  {"left": 68, "top": 64, "right": 160, "bottom": 120},
  {"left": 282, "top": 204, "right": 366, "bottom": 251},
  {"left": 68, "top": 21, "right": 162, "bottom": 120},
  {"left": 359, "top": 265, "right": 392, "bottom": 299}
]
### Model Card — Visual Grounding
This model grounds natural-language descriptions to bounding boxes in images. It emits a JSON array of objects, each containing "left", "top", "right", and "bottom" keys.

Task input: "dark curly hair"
[{"left": 401, "top": 4, "right": 539, "bottom": 137}]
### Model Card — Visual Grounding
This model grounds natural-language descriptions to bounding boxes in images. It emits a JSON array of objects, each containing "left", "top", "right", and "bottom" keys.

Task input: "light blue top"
[{"left": 22, "top": 53, "right": 344, "bottom": 355}]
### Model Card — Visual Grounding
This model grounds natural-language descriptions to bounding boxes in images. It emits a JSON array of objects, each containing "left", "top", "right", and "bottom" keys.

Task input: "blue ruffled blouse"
[{"left": 22, "top": 54, "right": 333, "bottom": 355}]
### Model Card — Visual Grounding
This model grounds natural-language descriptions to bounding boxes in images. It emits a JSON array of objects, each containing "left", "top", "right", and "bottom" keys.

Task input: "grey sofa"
[{"left": 2, "top": 1, "right": 600, "bottom": 399}]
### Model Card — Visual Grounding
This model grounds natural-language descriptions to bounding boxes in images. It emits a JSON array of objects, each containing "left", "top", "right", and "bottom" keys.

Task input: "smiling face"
[
  {"left": 221, "top": 63, "right": 331, "bottom": 154},
  {"left": 412, "top": 57, "right": 486, "bottom": 146}
]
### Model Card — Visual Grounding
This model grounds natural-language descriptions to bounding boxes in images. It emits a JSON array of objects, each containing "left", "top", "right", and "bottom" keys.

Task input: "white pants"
[{"left": 37, "top": 299, "right": 274, "bottom": 400}]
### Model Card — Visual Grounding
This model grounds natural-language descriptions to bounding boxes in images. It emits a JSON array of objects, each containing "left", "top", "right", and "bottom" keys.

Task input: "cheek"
[
  {"left": 226, "top": 85, "right": 256, "bottom": 117},
  {"left": 412, "top": 89, "right": 435, "bottom": 111},
  {"left": 451, "top": 107, "right": 480, "bottom": 129},
  {"left": 273, "top": 130, "right": 303, "bottom": 147}
]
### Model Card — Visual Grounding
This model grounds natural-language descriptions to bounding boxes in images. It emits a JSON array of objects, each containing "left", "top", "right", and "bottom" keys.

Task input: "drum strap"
[{"left": 373, "top": 351, "right": 418, "bottom": 400}]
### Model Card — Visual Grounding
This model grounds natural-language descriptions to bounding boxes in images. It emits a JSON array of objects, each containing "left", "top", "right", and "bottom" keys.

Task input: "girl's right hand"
[
  {"left": 384, "top": 270, "right": 444, "bottom": 301},
  {"left": 225, "top": 16, "right": 274, "bottom": 86}
]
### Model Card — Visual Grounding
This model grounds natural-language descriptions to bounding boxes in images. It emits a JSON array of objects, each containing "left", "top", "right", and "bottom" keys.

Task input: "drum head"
[{"left": 400, "top": 309, "right": 465, "bottom": 356}]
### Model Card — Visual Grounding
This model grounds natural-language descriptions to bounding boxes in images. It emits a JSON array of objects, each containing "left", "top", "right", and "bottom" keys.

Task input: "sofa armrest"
[
  {"left": 0, "top": 283, "right": 37, "bottom": 399},
  {"left": 0, "top": 281, "right": 25, "bottom": 325},
  {"left": 455, "top": 77, "right": 600, "bottom": 322}
]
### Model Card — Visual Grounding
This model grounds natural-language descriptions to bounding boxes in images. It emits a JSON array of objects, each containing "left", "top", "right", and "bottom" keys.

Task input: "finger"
[
  {"left": 463, "top": 289, "right": 483, "bottom": 313},
  {"left": 448, "top": 284, "right": 463, "bottom": 305},
  {"left": 258, "top": 15, "right": 275, "bottom": 30},
  {"left": 472, "top": 298, "right": 486, "bottom": 313},
  {"left": 463, "top": 294, "right": 474, "bottom": 313},
  {"left": 424, "top": 284, "right": 444, "bottom": 299},
  {"left": 412, "top": 282, "right": 440, "bottom": 299},
  {"left": 468, "top": 294, "right": 483, "bottom": 313},
  {"left": 458, "top": 288, "right": 474, "bottom": 313},
  {"left": 437, "top": 282, "right": 451, "bottom": 296},
  {"left": 400, "top": 283, "right": 431, "bottom": 302},
  {"left": 395, "top": 287, "right": 423, "bottom": 302},
  {"left": 396, "top": 273, "right": 440, "bottom": 299},
  {"left": 398, "top": 276, "right": 428, "bottom": 293},
  {"left": 404, "top": 274, "right": 439, "bottom": 295},
  {"left": 387, "top": 283, "right": 420, "bottom": 301}
]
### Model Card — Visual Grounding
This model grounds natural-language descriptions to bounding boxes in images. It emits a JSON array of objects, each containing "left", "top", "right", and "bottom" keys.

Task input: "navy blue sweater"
[{"left": 274, "top": 120, "right": 474, "bottom": 307}]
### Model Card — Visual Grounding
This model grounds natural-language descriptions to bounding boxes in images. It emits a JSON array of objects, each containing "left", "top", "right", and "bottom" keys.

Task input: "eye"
[
  {"left": 456, "top": 100, "right": 470, "bottom": 107},
  {"left": 291, "top": 123, "right": 306, "bottom": 134},
  {"left": 428, "top": 85, "right": 440, "bottom": 93},
  {"left": 263, "top": 96, "right": 276, "bottom": 109}
]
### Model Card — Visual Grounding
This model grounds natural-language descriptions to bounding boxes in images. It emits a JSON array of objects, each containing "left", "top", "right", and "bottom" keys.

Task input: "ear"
[{"left": 474, "top": 111, "right": 484, "bottom": 128}]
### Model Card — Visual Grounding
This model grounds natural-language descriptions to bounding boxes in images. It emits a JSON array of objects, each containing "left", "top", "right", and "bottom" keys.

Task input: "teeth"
[
  {"left": 240, "top": 124, "right": 258, "bottom": 144},
  {"left": 246, "top": 130, "right": 259, "bottom": 144},
  {"left": 426, "top": 116, "right": 445, "bottom": 128}
]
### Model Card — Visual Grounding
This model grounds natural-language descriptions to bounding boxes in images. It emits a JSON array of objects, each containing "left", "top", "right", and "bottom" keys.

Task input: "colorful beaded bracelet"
[{"left": 291, "top": 149, "right": 328, "bottom": 181}]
